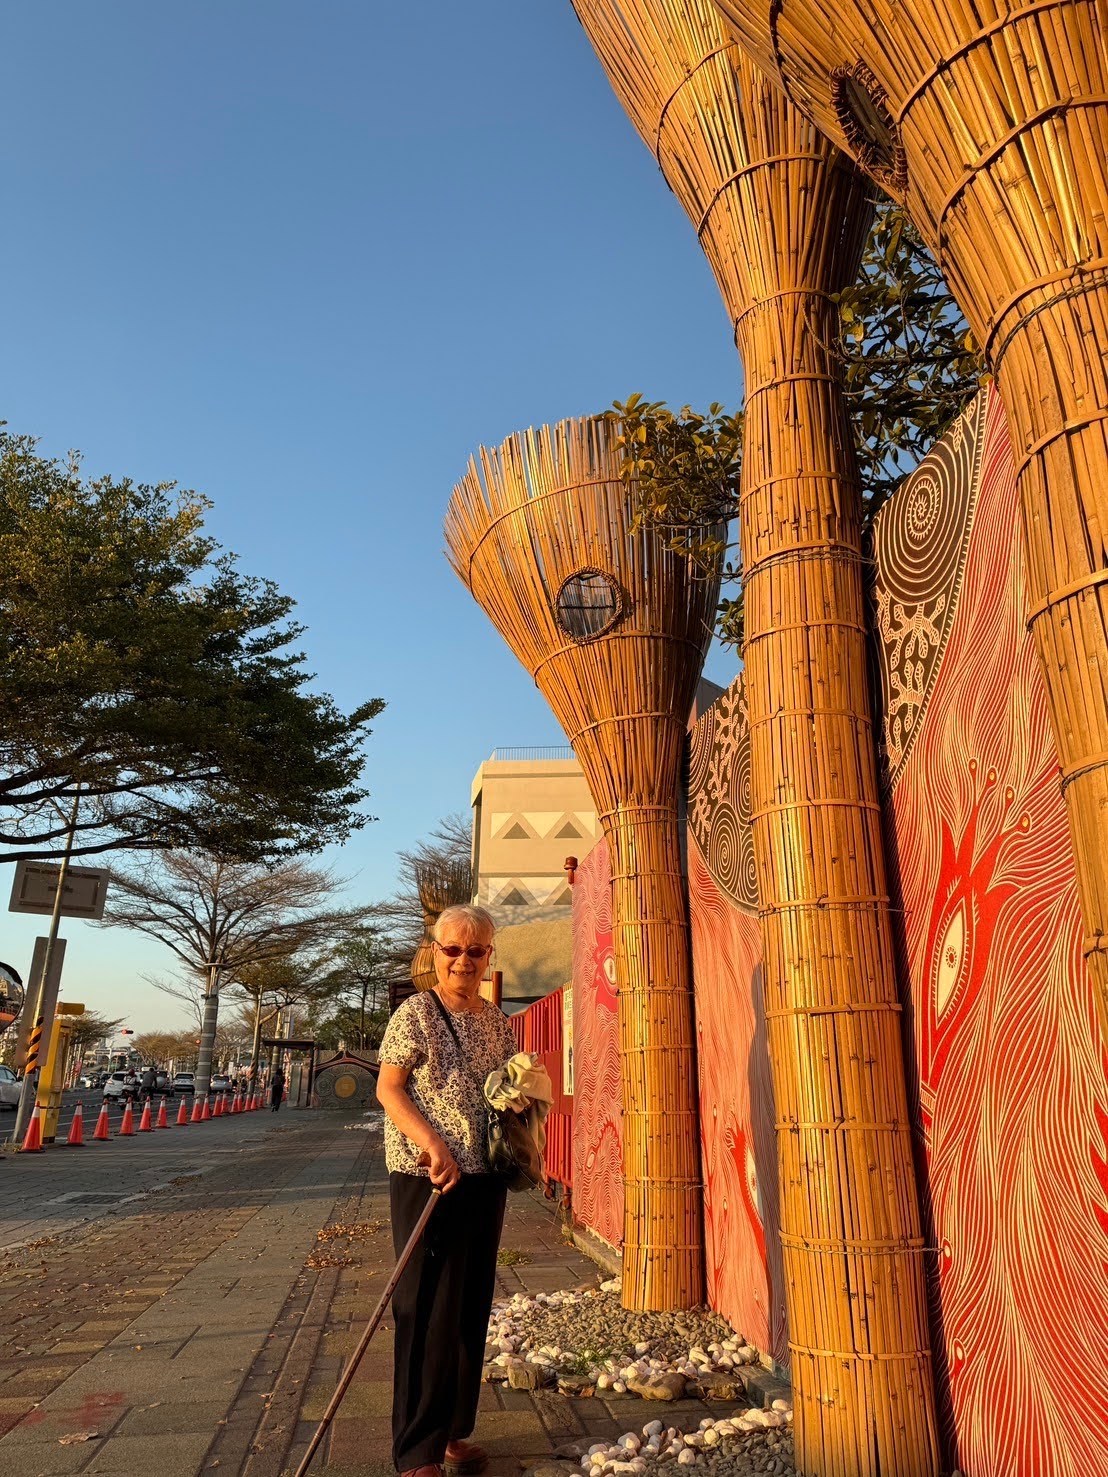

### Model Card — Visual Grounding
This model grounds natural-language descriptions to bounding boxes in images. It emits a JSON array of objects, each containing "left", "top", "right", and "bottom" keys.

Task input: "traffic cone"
[
  {"left": 231, "top": 1092, "right": 241, "bottom": 1114},
  {"left": 93, "top": 1102, "right": 111, "bottom": 1140},
  {"left": 190, "top": 1093, "right": 203, "bottom": 1123},
  {"left": 156, "top": 1096, "right": 168, "bottom": 1128},
  {"left": 65, "top": 1102, "right": 85, "bottom": 1146},
  {"left": 119, "top": 1100, "right": 134, "bottom": 1136},
  {"left": 200, "top": 1095, "right": 211, "bottom": 1121},
  {"left": 213, "top": 1092, "right": 224, "bottom": 1118},
  {"left": 20, "top": 1104, "right": 44, "bottom": 1153},
  {"left": 138, "top": 1100, "right": 153, "bottom": 1132},
  {"left": 176, "top": 1096, "right": 189, "bottom": 1126}
]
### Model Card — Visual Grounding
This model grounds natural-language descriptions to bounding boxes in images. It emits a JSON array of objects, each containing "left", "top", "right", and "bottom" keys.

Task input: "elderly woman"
[{"left": 376, "top": 904, "right": 517, "bottom": 1477}]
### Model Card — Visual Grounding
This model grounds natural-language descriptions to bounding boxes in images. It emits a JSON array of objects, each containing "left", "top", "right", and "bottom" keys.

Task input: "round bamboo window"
[
  {"left": 831, "top": 62, "right": 907, "bottom": 192},
  {"left": 553, "top": 568, "right": 626, "bottom": 641}
]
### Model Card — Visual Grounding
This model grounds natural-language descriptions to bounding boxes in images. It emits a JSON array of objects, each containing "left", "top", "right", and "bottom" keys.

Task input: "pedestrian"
[
  {"left": 270, "top": 1067, "right": 285, "bottom": 1111},
  {"left": 376, "top": 903, "right": 517, "bottom": 1477},
  {"left": 140, "top": 1064, "right": 157, "bottom": 1103}
]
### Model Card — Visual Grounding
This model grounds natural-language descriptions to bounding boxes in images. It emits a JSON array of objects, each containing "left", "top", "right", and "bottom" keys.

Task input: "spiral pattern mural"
[{"left": 871, "top": 392, "right": 984, "bottom": 783}]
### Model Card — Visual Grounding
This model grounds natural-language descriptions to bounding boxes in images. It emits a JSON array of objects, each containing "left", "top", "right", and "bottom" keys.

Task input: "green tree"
[
  {"left": 0, "top": 431, "right": 384, "bottom": 863},
  {"left": 614, "top": 199, "right": 988, "bottom": 643},
  {"left": 304, "top": 924, "right": 393, "bottom": 1051}
]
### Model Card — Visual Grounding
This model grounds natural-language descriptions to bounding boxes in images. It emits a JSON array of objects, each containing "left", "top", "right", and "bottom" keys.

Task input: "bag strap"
[{"left": 429, "top": 989, "right": 489, "bottom": 1097}]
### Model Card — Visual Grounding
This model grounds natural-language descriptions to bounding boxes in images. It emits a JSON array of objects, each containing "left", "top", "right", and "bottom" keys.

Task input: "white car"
[
  {"left": 0, "top": 1064, "right": 20, "bottom": 1109},
  {"left": 102, "top": 1071, "right": 140, "bottom": 1103}
]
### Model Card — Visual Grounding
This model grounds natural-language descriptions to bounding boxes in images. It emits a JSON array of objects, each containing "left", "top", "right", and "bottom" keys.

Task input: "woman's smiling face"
[{"left": 432, "top": 916, "right": 494, "bottom": 999}]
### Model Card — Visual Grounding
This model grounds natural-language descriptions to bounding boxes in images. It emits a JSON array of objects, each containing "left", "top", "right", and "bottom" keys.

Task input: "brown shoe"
[{"left": 445, "top": 1441, "right": 488, "bottom": 1475}]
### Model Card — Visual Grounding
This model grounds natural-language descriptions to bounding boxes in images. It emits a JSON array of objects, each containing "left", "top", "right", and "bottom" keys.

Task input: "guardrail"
[{"left": 488, "top": 745, "right": 575, "bottom": 762}]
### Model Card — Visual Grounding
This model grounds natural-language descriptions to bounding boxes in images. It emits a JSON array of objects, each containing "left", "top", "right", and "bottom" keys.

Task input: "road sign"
[{"left": 9, "top": 861, "right": 109, "bottom": 920}]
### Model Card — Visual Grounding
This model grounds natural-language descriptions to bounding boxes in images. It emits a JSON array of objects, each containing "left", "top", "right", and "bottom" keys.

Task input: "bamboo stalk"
[
  {"left": 569, "top": 6, "right": 941, "bottom": 1473},
  {"left": 715, "top": 0, "right": 1108, "bottom": 1051},
  {"left": 444, "top": 418, "right": 718, "bottom": 1310}
]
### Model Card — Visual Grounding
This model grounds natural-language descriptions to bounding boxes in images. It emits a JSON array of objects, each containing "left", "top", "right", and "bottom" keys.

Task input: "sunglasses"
[{"left": 433, "top": 941, "right": 493, "bottom": 960}]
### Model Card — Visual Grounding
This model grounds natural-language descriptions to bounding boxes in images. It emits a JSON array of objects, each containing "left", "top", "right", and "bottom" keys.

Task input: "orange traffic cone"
[
  {"left": 190, "top": 1093, "right": 203, "bottom": 1123},
  {"left": 138, "top": 1100, "right": 153, "bottom": 1132},
  {"left": 176, "top": 1096, "right": 189, "bottom": 1126},
  {"left": 65, "top": 1102, "right": 85, "bottom": 1146},
  {"left": 93, "top": 1102, "right": 111, "bottom": 1140},
  {"left": 214, "top": 1092, "right": 224, "bottom": 1118},
  {"left": 200, "top": 1095, "right": 211, "bottom": 1121},
  {"left": 20, "top": 1104, "right": 44, "bottom": 1153},
  {"left": 119, "top": 1100, "right": 135, "bottom": 1136},
  {"left": 156, "top": 1097, "right": 168, "bottom": 1128},
  {"left": 231, "top": 1092, "right": 241, "bottom": 1114}
]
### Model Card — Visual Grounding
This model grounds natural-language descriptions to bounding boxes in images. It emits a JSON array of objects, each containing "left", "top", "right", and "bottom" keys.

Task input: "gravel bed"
[{"left": 486, "top": 1278, "right": 794, "bottom": 1476}]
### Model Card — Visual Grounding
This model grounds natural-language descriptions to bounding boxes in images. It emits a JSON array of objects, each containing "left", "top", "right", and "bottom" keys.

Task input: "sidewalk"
[{"left": 0, "top": 1116, "right": 781, "bottom": 1477}]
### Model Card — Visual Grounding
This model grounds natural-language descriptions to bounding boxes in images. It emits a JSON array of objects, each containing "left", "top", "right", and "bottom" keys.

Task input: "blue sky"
[{"left": 0, "top": 3, "right": 741, "bottom": 1033}]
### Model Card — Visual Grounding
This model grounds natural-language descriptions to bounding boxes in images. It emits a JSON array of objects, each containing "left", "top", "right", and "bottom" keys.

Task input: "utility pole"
[{"left": 14, "top": 790, "right": 80, "bottom": 1142}]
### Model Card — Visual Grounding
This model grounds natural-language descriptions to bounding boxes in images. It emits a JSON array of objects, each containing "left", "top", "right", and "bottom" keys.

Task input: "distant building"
[
  {"left": 470, "top": 746, "right": 598, "bottom": 1007},
  {"left": 470, "top": 747, "right": 598, "bottom": 925}
]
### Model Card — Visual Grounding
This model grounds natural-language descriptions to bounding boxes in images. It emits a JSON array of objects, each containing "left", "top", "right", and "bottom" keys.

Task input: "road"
[
  {"left": 0, "top": 1095, "right": 290, "bottom": 1250},
  {"left": 0, "top": 1084, "right": 262, "bottom": 1146}
]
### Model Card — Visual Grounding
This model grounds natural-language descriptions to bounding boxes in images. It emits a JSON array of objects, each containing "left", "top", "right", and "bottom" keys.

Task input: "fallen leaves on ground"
[{"left": 58, "top": 1431, "right": 98, "bottom": 1445}]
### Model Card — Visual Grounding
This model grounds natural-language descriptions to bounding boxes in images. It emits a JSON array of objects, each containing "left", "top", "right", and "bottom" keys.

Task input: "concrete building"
[
  {"left": 471, "top": 747, "right": 598, "bottom": 924},
  {"left": 470, "top": 746, "right": 598, "bottom": 1006}
]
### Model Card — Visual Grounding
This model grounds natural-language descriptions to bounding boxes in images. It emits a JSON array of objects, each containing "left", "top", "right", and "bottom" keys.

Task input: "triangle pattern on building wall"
[{"left": 503, "top": 822, "right": 530, "bottom": 839}]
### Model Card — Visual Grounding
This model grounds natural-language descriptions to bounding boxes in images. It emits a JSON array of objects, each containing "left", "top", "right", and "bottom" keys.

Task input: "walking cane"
[{"left": 294, "top": 1186, "right": 442, "bottom": 1477}]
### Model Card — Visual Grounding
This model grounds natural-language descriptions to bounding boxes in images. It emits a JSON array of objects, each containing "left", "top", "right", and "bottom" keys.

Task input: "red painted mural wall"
[
  {"left": 872, "top": 387, "right": 1108, "bottom": 1475},
  {"left": 686, "top": 679, "right": 787, "bottom": 1362},
  {"left": 569, "top": 838, "right": 622, "bottom": 1250}
]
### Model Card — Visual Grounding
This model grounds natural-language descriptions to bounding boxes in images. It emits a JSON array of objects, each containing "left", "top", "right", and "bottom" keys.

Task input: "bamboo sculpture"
[
  {"left": 570, "top": 6, "right": 940, "bottom": 1473},
  {"left": 445, "top": 418, "right": 717, "bottom": 1310},
  {"left": 711, "top": 0, "right": 1108, "bottom": 1048},
  {"left": 410, "top": 857, "right": 473, "bottom": 991}
]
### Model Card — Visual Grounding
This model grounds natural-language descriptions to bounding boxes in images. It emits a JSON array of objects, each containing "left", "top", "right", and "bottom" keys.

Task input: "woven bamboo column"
[
  {"left": 712, "top": 0, "right": 1108, "bottom": 1047},
  {"left": 571, "top": 7, "right": 940, "bottom": 1473},
  {"left": 445, "top": 418, "right": 717, "bottom": 1309}
]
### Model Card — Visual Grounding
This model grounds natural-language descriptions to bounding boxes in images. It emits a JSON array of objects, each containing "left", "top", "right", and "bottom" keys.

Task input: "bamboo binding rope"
[
  {"left": 445, "top": 417, "right": 718, "bottom": 1311},
  {"left": 410, "top": 857, "right": 473, "bottom": 991},
  {"left": 712, "top": 0, "right": 1108, "bottom": 1048},
  {"left": 570, "top": 6, "right": 940, "bottom": 1473}
]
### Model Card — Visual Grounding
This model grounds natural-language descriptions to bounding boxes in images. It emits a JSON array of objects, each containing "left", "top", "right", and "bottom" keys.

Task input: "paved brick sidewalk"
[{"left": 0, "top": 1116, "right": 782, "bottom": 1477}]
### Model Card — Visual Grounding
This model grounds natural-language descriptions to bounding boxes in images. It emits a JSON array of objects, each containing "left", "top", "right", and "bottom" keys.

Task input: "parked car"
[
  {"left": 0, "top": 1063, "right": 21, "bottom": 1109},
  {"left": 210, "top": 1074, "right": 235, "bottom": 1095},
  {"left": 102, "top": 1071, "right": 140, "bottom": 1104},
  {"left": 171, "top": 1072, "right": 195, "bottom": 1095}
]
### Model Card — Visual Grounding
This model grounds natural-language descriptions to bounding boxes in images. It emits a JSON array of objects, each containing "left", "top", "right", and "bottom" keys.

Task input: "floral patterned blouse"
[{"left": 378, "top": 990, "right": 518, "bottom": 1176}]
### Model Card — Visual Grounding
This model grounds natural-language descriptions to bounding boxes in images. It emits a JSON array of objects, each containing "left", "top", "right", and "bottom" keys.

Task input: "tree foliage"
[
  {"left": 0, "top": 431, "right": 384, "bottom": 862},
  {"left": 610, "top": 199, "right": 988, "bottom": 645},
  {"left": 103, "top": 853, "right": 369, "bottom": 987}
]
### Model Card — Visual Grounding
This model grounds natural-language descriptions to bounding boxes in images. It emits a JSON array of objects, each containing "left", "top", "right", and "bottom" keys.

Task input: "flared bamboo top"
[
  {"left": 711, "top": 0, "right": 1108, "bottom": 339},
  {"left": 444, "top": 416, "right": 721, "bottom": 808},
  {"left": 572, "top": 0, "right": 870, "bottom": 325}
]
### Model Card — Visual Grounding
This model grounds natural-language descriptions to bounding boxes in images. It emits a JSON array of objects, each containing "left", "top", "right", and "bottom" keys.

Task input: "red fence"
[{"left": 510, "top": 989, "right": 572, "bottom": 1189}]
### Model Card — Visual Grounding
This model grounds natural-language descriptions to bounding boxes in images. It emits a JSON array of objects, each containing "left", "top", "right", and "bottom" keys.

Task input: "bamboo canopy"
[
  {"left": 712, "top": 0, "right": 1108, "bottom": 1047},
  {"left": 410, "top": 857, "right": 473, "bottom": 991},
  {"left": 570, "top": 5, "right": 940, "bottom": 1472},
  {"left": 445, "top": 417, "right": 717, "bottom": 1311}
]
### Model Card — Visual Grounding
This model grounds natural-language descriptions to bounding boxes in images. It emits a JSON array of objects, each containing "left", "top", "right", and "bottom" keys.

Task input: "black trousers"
[{"left": 390, "top": 1171, "right": 507, "bottom": 1472}]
